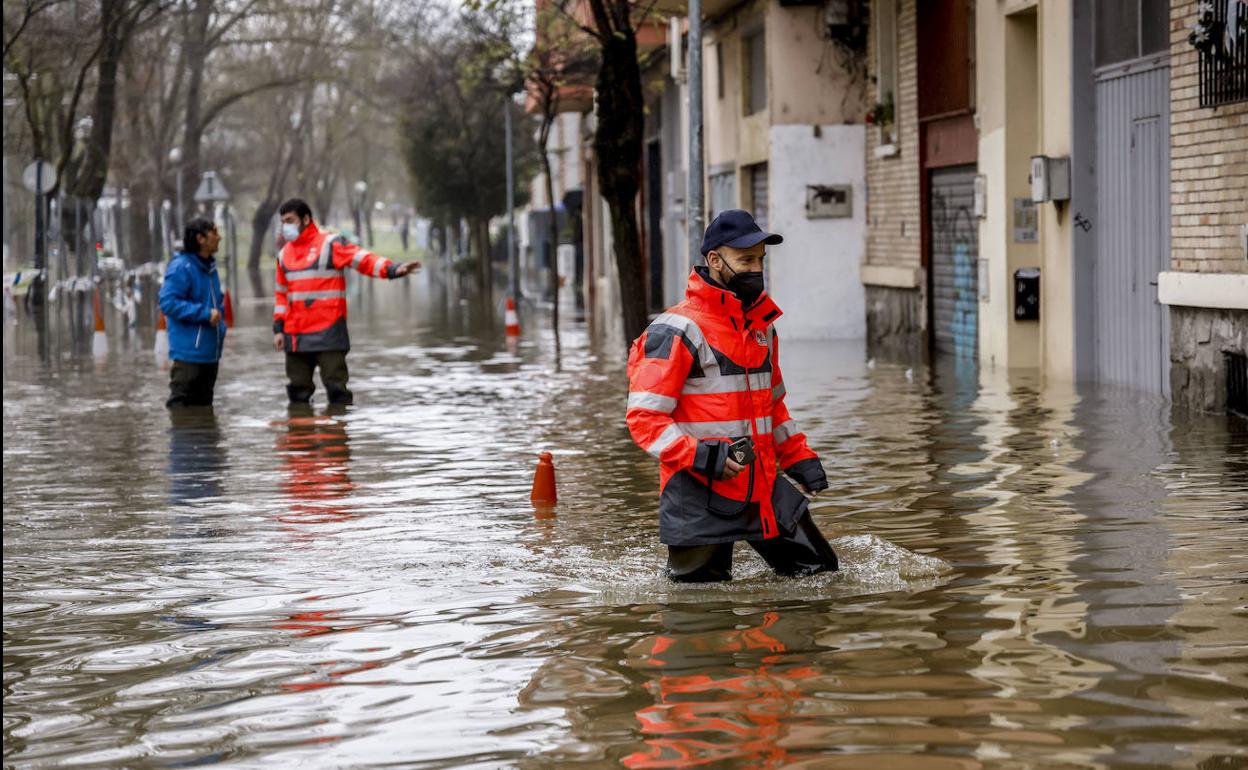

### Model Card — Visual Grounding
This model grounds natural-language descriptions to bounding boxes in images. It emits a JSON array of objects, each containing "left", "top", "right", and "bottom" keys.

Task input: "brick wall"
[
  {"left": 1170, "top": 0, "right": 1248, "bottom": 275},
  {"left": 865, "top": 0, "right": 921, "bottom": 271}
]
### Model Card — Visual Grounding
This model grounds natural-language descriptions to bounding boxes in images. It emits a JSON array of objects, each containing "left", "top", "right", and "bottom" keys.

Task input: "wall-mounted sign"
[{"left": 1013, "top": 198, "right": 1037, "bottom": 243}]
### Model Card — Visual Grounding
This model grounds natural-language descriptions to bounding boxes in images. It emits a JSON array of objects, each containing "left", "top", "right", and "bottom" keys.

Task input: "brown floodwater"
[{"left": 3, "top": 267, "right": 1247, "bottom": 769}]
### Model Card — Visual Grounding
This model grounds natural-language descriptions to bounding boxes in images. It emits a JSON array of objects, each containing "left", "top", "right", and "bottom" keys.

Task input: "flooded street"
[{"left": 4, "top": 268, "right": 1247, "bottom": 769}]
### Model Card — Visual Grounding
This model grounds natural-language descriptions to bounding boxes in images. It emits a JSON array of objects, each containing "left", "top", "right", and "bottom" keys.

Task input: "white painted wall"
[{"left": 766, "top": 124, "right": 867, "bottom": 339}]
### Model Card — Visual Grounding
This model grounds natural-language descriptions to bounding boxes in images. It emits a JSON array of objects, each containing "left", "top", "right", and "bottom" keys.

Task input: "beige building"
[
  {"left": 700, "top": 0, "right": 869, "bottom": 339},
  {"left": 974, "top": 0, "right": 1245, "bottom": 412},
  {"left": 976, "top": 0, "right": 1067, "bottom": 376}
]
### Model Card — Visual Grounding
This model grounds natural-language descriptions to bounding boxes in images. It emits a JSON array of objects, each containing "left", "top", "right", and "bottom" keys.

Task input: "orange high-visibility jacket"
[
  {"left": 626, "top": 267, "right": 827, "bottom": 546},
  {"left": 273, "top": 222, "right": 399, "bottom": 352}
]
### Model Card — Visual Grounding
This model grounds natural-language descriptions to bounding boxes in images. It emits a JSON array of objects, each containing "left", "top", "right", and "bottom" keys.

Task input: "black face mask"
[{"left": 718, "top": 259, "right": 765, "bottom": 307}]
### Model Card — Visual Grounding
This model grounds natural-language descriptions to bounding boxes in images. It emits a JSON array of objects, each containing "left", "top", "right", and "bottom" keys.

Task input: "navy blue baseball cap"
[{"left": 699, "top": 209, "right": 783, "bottom": 255}]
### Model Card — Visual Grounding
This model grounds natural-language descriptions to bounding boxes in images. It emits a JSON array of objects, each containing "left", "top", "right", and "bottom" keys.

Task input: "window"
[
  {"left": 1094, "top": 0, "right": 1168, "bottom": 68},
  {"left": 709, "top": 170, "right": 736, "bottom": 219},
  {"left": 875, "top": 0, "right": 898, "bottom": 104},
  {"left": 1193, "top": 0, "right": 1248, "bottom": 107},
  {"left": 875, "top": 0, "right": 899, "bottom": 145},
  {"left": 747, "top": 163, "right": 769, "bottom": 231},
  {"left": 744, "top": 27, "right": 767, "bottom": 115}
]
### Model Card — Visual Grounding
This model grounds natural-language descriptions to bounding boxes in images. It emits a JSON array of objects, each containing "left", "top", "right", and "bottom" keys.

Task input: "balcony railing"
[{"left": 1193, "top": 1, "right": 1248, "bottom": 108}]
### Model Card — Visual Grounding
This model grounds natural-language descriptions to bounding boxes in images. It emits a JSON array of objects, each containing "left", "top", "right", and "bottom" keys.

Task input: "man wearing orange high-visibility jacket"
[
  {"left": 626, "top": 209, "right": 839, "bottom": 582},
  {"left": 272, "top": 198, "right": 420, "bottom": 405}
]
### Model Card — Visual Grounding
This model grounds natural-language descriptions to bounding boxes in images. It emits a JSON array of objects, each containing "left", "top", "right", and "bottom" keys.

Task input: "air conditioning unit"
[{"left": 669, "top": 16, "right": 686, "bottom": 82}]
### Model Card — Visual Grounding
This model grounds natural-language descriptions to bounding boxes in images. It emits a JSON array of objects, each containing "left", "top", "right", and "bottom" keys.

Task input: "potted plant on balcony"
[{"left": 866, "top": 91, "right": 896, "bottom": 146}]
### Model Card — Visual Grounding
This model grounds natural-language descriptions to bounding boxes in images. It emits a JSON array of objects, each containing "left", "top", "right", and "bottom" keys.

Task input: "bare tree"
[{"left": 398, "top": 14, "right": 536, "bottom": 294}]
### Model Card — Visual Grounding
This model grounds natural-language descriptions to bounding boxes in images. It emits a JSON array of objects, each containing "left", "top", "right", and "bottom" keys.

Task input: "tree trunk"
[
  {"left": 126, "top": 183, "right": 154, "bottom": 267},
  {"left": 181, "top": 0, "right": 213, "bottom": 224},
  {"left": 474, "top": 217, "right": 492, "bottom": 294},
  {"left": 590, "top": 7, "right": 648, "bottom": 345},
  {"left": 248, "top": 199, "right": 279, "bottom": 272},
  {"left": 67, "top": 0, "right": 132, "bottom": 203}
]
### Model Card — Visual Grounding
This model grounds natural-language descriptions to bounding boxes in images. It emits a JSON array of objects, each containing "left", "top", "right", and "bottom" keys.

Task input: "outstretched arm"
[{"left": 331, "top": 239, "right": 420, "bottom": 279}]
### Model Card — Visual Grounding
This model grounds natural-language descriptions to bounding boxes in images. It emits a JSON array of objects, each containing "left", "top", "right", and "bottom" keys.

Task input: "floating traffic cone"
[
  {"left": 223, "top": 290, "right": 234, "bottom": 328},
  {"left": 504, "top": 296, "right": 521, "bottom": 337},
  {"left": 92, "top": 289, "right": 108, "bottom": 358},
  {"left": 530, "top": 451, "right": 557, "bottom": 506},
  {"left": 154, "top": 311, "right": 169, "bottom": 365}
]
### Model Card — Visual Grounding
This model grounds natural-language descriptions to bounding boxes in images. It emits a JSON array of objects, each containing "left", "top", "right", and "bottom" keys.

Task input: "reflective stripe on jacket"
[
  {"left": 273, "top": 222, "right": 398, "bottom": 352},
  {"left": 626, "top": 266, "right": 826, "bottom": 546}
]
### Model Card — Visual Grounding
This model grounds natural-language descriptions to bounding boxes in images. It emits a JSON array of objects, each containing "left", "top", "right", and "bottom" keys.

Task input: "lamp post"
[
  {"left": 687, "top": 1, "right": 704, "bottom": 268},
  {"left": 169, "top": 146, "right": 184, "bottom": 237},
  {"left": 353, "top": 180, "right": 368, "bottom": 243},
  {"left": 504, "top": 94, "right": 519, "bottom": 303}
]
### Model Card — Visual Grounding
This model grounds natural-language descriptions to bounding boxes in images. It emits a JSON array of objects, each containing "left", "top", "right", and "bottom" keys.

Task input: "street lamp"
[
  {"left": 168, "top": 146, "right": 184, "bottom": 237},
  {"left": 492, "top": 63, "right": 521, "bottom": 303},
  {"left": 353, "top": 180, "right": 367, "bottom": 243}
]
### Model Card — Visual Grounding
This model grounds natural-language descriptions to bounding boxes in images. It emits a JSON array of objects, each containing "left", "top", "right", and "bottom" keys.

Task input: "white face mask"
[{"left": 280, "top": 222, "right": 301, "bottom": 242}]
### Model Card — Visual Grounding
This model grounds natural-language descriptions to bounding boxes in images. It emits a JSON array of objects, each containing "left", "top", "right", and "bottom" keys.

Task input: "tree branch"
[{"left": 198, "top": 75, "right": 310, "bottom": 130}]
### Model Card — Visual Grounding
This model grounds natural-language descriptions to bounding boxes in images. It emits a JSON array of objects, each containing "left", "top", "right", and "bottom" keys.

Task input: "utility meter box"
[
  {"left": 1030, "top": 155, "right": 1070, "bottom": 203},
  {"left": 806, "top": 184, "right": 853, "bottom": 219},
  {"left": 1014, "top": 267, "right": 1041, "bottom": 321}
]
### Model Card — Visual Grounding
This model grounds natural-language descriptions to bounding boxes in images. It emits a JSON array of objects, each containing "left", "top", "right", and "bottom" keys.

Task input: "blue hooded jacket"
[{"left": 159, "top": 250, "right": 226, "bottom": 364}]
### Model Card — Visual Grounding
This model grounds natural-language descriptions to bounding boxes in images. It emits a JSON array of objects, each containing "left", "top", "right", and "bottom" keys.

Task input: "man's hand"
[
  {"left": 273, "top": 332, "right": 284, "bottom": 351},
  {"left": 208, "top": 308, "right": 221, "bottom": 326},
  {"left": 721, "top": 457, "right": 745, "bottom": 480},
  {"left": 393, "top": 261, "right": 422, "bottom": 278}
]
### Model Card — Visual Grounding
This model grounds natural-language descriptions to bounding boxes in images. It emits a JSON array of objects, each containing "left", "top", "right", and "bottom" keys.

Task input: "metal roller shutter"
[{"left": 929, "top": 165, "right": 979, "bottom": 358}]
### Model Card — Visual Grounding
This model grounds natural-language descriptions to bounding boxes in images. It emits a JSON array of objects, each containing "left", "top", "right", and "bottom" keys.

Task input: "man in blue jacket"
[{"left": 159, "top": 218, "right": 226, "bottom": 408}]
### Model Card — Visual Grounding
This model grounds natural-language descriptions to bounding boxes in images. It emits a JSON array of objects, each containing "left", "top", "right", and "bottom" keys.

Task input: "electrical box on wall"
[
  {"left": 1014, "top": 267, "right": 1041, "bottom": 321},
  {"left": 1030, "top": 156, "right": 1070, "bottom": 203},
  {"left": 806, "top": 185, "right": 852, "bottom": 219}
]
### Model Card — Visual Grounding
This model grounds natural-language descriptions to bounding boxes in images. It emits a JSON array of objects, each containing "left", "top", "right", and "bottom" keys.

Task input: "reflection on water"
[
  {"left": 4, "top": 267, "right": 1247, "bottom": 769},
  {"left": 169, "top": 408, "right": 225, "bottom": 506},
  {"left": 276, "top": 406, "right": 355, "bottom": 530},
  {"left": 619, "top": 609, "right": 821, "bottom": 769}
]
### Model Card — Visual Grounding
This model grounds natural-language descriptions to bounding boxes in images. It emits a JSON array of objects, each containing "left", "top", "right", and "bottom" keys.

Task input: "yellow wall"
[
  {"left": 1038, "top": 0, "right": 1074, "bottom": 380},
  {"left": 703, "top": 6, "right": 753, "bottom": 176},
  {"left": 703, "top": 0, "right": 867, "bottom": 209},
  {"left": 765, "top": 3, "right": 867, "bottom": 127},
  {"left": 979, "top": 1, "right": 1055, "bottom": 371},
  {"left": 1005, "top": 10, "right": 1041, "bottom": 368}
]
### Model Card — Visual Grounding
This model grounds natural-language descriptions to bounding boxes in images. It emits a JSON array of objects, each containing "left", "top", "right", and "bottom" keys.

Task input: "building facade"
[
  {"left": 700, "top": 0, "right": 869, "bottom": 339},
  {"left": 862, "top": 0, "right": 980, "bottom": 363},
  {"left": 1159, "top": 0, "right": 1248, "bottom": 413}
]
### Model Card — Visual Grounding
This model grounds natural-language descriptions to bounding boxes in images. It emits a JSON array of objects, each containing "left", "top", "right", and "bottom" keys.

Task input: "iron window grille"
[{"left": 1191, "top": 0, "right": 1248, "bottom": 108}]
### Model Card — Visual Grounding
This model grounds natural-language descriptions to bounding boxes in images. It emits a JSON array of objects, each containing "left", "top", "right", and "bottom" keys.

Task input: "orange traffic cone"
[
  {"left": 223, "top": 290, "right": 234, "bottom": 328},
  {"left": 92, "top": 289, "right": 108, "bottom": 358},
  {"left": 154, "top": 311, "right": 169, "bottom": 364},
  {"left": 530, "top": 451, "right": 557, "bottom": 506},
  {"left": 504, "top": 296, "right": 521, "bottom": 337}
]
